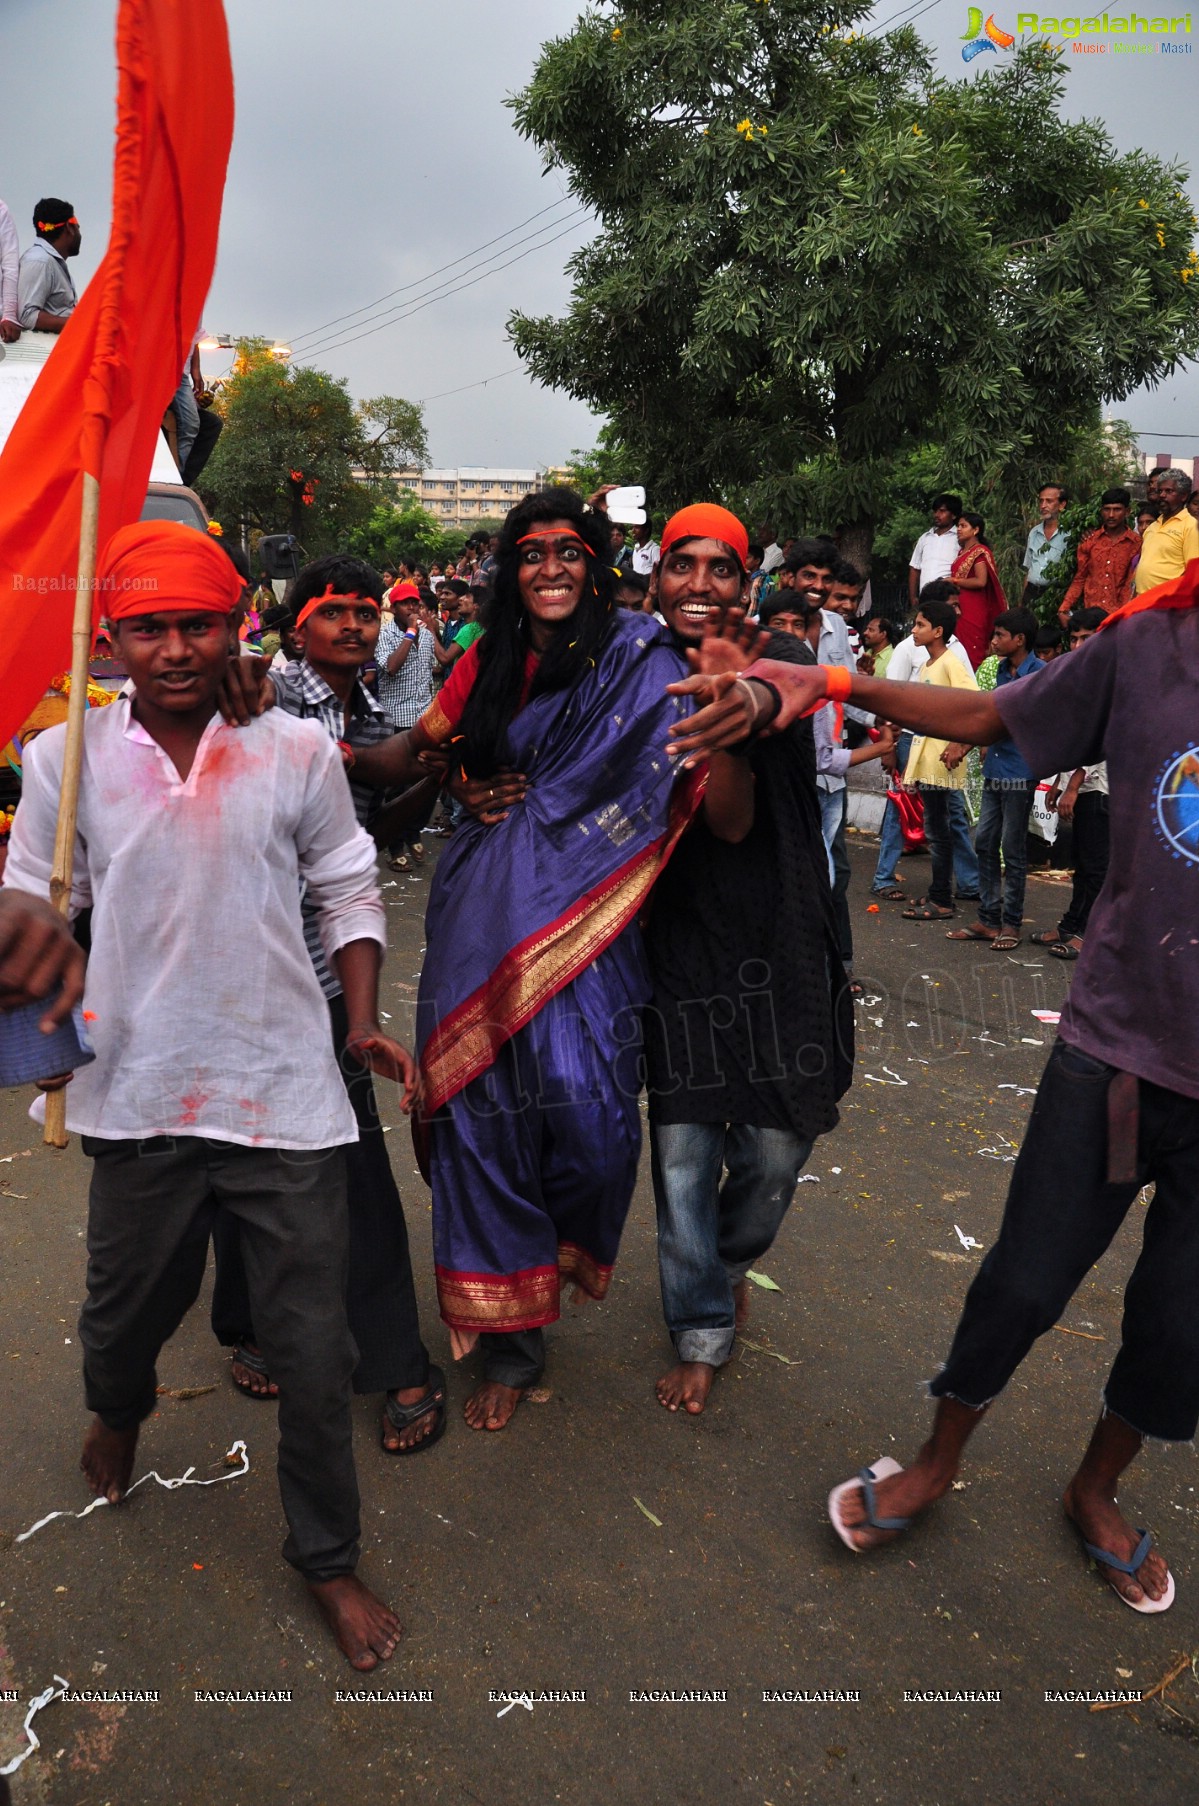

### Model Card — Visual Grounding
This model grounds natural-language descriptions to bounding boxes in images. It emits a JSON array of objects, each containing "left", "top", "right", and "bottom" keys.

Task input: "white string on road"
[
  {"left": 0, "top": 1676, "right": 70, "bottom": 1777},
  {"left": 14, "top": 1440, "right": 250, "bottom": 1544}
]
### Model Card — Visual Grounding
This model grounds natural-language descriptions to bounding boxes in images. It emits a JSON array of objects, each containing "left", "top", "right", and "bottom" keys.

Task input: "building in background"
[
  {"left": 370, "top": 466, "right": 548, "bottom": 527},
  {"left": 1139, "top": 450, "right": 1197, "bottom": 485}
]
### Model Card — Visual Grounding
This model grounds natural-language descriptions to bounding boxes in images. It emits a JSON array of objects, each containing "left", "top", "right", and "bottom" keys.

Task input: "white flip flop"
[
  {"left": 828, "top": 1455, "right": 909, "bottom": 1554},
  {"left": 1084, "top": 1528, "right": 1176, "bottom": 1614}
]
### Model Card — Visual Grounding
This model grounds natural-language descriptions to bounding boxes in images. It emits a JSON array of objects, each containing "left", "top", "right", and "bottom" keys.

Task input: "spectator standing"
[
  {"left": 907, "top": 495, "right": 963, "bottom": 612},
  {"left": 1020, "top": 483, "right": 1070, "bottom": 607},
  {"left": 899, "top": 596, "right": 980, "bottom": 923},
  {"left": 0, "top": 197, "right": 20, "bottom": 341},
  {"left": 950, "top": 511, "right": 1007, "bottom": 667},
  {"left": 945, "top": 609, "right": 1044, "bottom": 951},
  {"left": 1057, "top": 489, "right": 1140, "bottom": 623},
  {"left": 631, "top": 519, "right": 661, "bottom": 578},
  {"left": 1135, "top": 469, "right": 1199, "bottom": 593},
  {"left": 858, "top": 614, "right": 898, "bottom": 678},
  {"left": 869, "top": 587, "right": 980, "bottom": 903},
  {"left": 18, "top": 199, "right": 81, "bottom": 332},
  {"left": 375, "top": 582, "right": 442, "bottom": 871}
]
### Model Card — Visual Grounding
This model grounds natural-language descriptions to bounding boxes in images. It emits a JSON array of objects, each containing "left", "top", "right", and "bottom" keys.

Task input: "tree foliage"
[
  {"left": 508, "top": 2, "right": 1199, "bottom": 565},
  {"left": 199, "top": 342, "right": 428, "bottom": 552},
  {"left": 344, "top": 497, "right": 470, "bottom": 571}
]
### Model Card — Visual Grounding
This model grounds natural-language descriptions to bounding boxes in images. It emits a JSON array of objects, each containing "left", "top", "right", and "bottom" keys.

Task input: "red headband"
[
  {"left": 98, "top": 521, "right": 244, "bottom": 621},
  {"left": 37, "top": 216, "right": 77, "bottom": 232},
  {"left": 516, "top": 528, "right": 590, "bottom": 553},
  {"left": 659, "top": 504, "right": 750, "bottom": 570},
  {"left": 295, "top": 583, "right": 381, "bottom": 629}
]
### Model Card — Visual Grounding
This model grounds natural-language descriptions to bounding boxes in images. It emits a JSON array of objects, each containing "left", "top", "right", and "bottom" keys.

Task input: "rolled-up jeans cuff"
[{"left": 674, "top": 1327, "right": 736, "bottom": 1367}]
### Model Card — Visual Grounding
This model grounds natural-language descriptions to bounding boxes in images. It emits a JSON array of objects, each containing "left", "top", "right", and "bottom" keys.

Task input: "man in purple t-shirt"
[{"left": 670, "top": 599, "right": 1199, "bottom": 1614}]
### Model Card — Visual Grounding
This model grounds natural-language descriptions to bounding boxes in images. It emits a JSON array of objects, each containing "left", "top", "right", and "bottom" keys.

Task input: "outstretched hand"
[
  {"left": 681, "top": 608, "right": 768, "bottom": 680},
  {"left": 345, "top": 1029, "right": 423, "bottom": 1114},
  {"left": 663, "top": 612, "right": 777, "bottom": 767}
]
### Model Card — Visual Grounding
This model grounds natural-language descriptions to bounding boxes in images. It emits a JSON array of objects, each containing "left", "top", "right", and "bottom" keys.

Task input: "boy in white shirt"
[{"left": 3, "top": 522, "right": 418, "bottom": 1672}]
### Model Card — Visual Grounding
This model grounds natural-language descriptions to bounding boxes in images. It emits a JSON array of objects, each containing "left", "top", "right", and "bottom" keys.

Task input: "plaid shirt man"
[
  {"left": 375, "top": 618, "right": 437, "bottom": 729},
  {"left": 270, "top": 658, "right": 394, "bottom": 997}
]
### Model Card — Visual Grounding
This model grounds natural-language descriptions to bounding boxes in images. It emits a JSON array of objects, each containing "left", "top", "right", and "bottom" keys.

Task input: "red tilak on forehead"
[
  {"left": 294, "top": 583, "right": 380, "bottom": 629},
  {"left": 515, "top": 529, "right": 590, "bottom": 552}
]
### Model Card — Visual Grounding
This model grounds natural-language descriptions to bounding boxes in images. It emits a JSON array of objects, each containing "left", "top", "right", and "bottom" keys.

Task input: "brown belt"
[{"left": 1106, "top": 1069, "right": 1140, "bottom": 1186}]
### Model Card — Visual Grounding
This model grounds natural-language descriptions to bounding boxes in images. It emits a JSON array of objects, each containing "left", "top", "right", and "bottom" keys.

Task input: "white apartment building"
[{"left": 389, "top": 466, "right": 548, "bottom": 527}]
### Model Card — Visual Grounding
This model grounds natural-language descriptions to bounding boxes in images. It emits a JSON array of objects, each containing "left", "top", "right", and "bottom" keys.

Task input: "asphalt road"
[{"left": 1, "top": 839, "right": 1195, "bottom": 1806}]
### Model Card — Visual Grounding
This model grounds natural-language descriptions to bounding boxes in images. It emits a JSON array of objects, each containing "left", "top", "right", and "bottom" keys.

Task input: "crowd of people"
[{"left": 1, "top": 429, "right": 1197, "bottom": 1674}]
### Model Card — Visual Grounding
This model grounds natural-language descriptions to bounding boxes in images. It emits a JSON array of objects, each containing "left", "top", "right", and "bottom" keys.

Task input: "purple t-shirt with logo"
[{"left": 993, "top": 609, "right": 1199, "bottom": 1098}]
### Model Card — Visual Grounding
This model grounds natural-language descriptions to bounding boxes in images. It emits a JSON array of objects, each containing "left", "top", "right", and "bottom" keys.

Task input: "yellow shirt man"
[
  {"left": 1135, "top": 508, "right": 1199, "bottom": 594},
  {"left": 904, "top": 652, "right": 979, "bottom": 790}
]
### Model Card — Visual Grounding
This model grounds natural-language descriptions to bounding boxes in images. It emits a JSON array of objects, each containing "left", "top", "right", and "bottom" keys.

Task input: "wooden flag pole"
[{"left": 43, "top": 470, "right": 102, "bottom": 1149}]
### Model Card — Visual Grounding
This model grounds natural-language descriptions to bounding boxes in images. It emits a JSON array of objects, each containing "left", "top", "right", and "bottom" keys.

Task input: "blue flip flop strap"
[
  {"left": 1084, "top": 1528, "right": 1152, "bottom": 1576},
  {"left": 858, "top": 1467, "right": 911, "bottom": 1533}
]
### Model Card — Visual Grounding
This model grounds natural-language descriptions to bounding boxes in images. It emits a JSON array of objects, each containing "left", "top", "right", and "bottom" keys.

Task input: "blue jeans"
[
  {"left": 650, "top": 1119, "right": 814, "bottom": 1366},
  {"left": 872, "top": 734, "right": 978, "bottom": 897},
  {"left": 976, "top": 777, "right": 1035, "bottom": 929}
]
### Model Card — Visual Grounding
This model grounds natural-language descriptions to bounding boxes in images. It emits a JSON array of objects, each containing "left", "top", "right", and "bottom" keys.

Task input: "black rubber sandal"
[
  {"left": 381, "top": 1365, "right": 448, "bottom": 1456},
  {"left": 231, "top": 1343, "right": 275, "bottom": 1400}
]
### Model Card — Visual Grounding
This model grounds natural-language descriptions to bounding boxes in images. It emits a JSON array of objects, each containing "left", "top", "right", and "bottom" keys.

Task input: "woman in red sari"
[{"left": 950, "top": 511, "right": 1006, "bottom": 668}]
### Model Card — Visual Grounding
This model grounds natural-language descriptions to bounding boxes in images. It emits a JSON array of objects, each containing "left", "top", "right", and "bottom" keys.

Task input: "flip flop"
[
  {"left": 945, "top": 924, "right": 996, "bottom": 942},
  {"left": 381, "top": 1365, "right": 448, "bottom": 1456},
  {"left": 230, "top": 1343, "right": 275, "bottom": 1400},
  {"left": 1048, "top": 940, "right": 1081, "bottom": 961},
  {"left": 1084, "top": 1528, "right": 1175, "bottom": 1614},
  {"left": 828, "top": 1456, "right": 910, "bottom": 1553}
]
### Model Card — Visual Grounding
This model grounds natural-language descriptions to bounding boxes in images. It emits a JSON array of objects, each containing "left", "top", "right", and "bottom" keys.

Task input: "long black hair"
[{"left": 456, "top": 486, "right": 616, "bottom": 776}]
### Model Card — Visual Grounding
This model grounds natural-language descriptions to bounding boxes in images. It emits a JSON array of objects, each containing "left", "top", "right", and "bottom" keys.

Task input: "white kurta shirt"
[{"left": 4, "top": 699, "right": 385, "bottom": 1149}]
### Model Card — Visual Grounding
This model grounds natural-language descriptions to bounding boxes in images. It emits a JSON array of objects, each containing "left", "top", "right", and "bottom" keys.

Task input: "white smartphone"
[{"left": 605, "top": 484, "right": 646, "bottom": 525}]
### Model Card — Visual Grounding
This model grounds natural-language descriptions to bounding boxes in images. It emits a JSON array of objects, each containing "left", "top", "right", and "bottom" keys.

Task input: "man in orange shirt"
[{"left": 1057, "top": 488, "right": 1140, "bottom": 625}]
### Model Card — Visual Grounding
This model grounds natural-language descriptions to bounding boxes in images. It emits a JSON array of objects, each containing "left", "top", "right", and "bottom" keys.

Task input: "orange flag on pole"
[{"left": 0, "top": 0, "right": 234, "bottom": 749}]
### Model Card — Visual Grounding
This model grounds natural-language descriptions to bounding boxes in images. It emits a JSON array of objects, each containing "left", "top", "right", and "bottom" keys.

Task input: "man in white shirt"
[
  {"left": 17, "top": 198, "right": 80, "bottom": 332},
  {"left": 0, "top": 197, "right": 20, "bottom": 341},
  {"left": 907, "top": 495, "right": 963, "bottom": 612},
  {"left": 3, "top": 522, "right": 418, "bottom": 1674},
  {"left": 631, "top": 519, "right": 661, "bottom": 577},
  {"left": 870, "top": 579, "right": 980, "bottom": 902}
]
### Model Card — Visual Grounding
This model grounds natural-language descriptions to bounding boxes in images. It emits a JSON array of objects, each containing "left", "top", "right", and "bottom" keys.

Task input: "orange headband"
[
  {"left": 98, "top": 520, "right": 244, "bottom": 621},
  {"left": 37, "top": 216, "right": 77, "bottom": 232},
  {"left": 660, "top": 504, "right": 750, "bottom": 570},
  {"left": 295, "top": 583, "right": 381, "bottom": 629}
]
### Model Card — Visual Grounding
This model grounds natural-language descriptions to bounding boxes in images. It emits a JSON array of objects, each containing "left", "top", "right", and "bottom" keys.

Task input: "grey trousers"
[{"left": 79, "top": 1135, "right": 361, "bottom": 1581}]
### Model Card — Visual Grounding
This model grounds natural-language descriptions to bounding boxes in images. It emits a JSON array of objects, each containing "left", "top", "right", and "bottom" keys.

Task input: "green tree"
[
  {"left": 345, "top": 497, "right": 469, "bottom": 571},
  {"left": 509, "top": 4, "right": 1199, "bottom": 569},
  {"left": 200, "top": 342, "right": 428, "bottom": 552}
]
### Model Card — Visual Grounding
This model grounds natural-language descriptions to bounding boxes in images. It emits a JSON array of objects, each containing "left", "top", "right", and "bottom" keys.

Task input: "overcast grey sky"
[{"left": 3, "top": 0, "right": 1196, "bottom": 468}]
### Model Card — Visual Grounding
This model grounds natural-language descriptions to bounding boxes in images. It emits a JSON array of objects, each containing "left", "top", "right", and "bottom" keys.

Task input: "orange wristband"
[{"left": 822, "top": 664, "right": 853, "bottom": 702}]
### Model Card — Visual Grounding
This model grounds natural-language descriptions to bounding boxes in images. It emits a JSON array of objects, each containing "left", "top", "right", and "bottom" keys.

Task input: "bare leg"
[
  {"left": 307, "top": 1575, "right": 402, "bottom": 1671},
  {"left": 1063, "top": 1412, "right": 1171, "bottom": 1606},
  {"left": 80, "top": 1418, "right": 140, "bottom": 1505},
  {"left": 656, "top": 1362, "right": 716, "bottom": 1414},
  {"left": 835, "top": 1396, "right": 988, "bottom": 1550},
  {"left": 733, "top": 1279, "right": 750, "bottom": 1331}
]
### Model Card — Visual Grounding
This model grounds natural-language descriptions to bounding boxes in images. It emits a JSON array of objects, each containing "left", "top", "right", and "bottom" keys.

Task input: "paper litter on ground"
[
  {"left": 0, "top": 1675, "right": 70, "bottom": 1776},
  {"left": 15, "top": 1441, "right": 250, "bottom": 1544}
]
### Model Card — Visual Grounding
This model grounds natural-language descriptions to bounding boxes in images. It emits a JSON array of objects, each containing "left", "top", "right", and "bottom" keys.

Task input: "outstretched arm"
[{"left": 668, "top": 661, "right": 1004, "bottom": 764}]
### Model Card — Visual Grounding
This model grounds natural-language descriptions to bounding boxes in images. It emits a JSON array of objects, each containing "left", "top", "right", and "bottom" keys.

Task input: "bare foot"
[
  {"left": 733, "top": 1280, "right": 750, "bottom": 1332},
  {"left": 307, "top": 1574, "right": 402, "bottom": 1671},
  {"left": 834, "top": 1445, "right": 956, "bottom": 1551},
  {"left": 655, "top": 1361, "right": 715, "bottom": 1415},
  {"left": 463, "top": 1380, "right": 522, "bottom": 1432},
  {"left": 381, "top": 1381, "right": 443, "bottom": 1453},
  {"left": 80, "top": 1418, "right": 139, "bottom": 1504},
  {"left": 231, "top": 1342, "right": 278, "bottom": 1398},
  {"left": 1063, "top": 1482, "right": 1171, "bottom": 1607}
]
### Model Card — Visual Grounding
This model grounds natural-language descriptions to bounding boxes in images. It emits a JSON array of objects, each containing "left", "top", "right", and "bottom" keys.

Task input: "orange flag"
[{"left": 0, "top": 0, "right": 234, "bottom": 748}]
